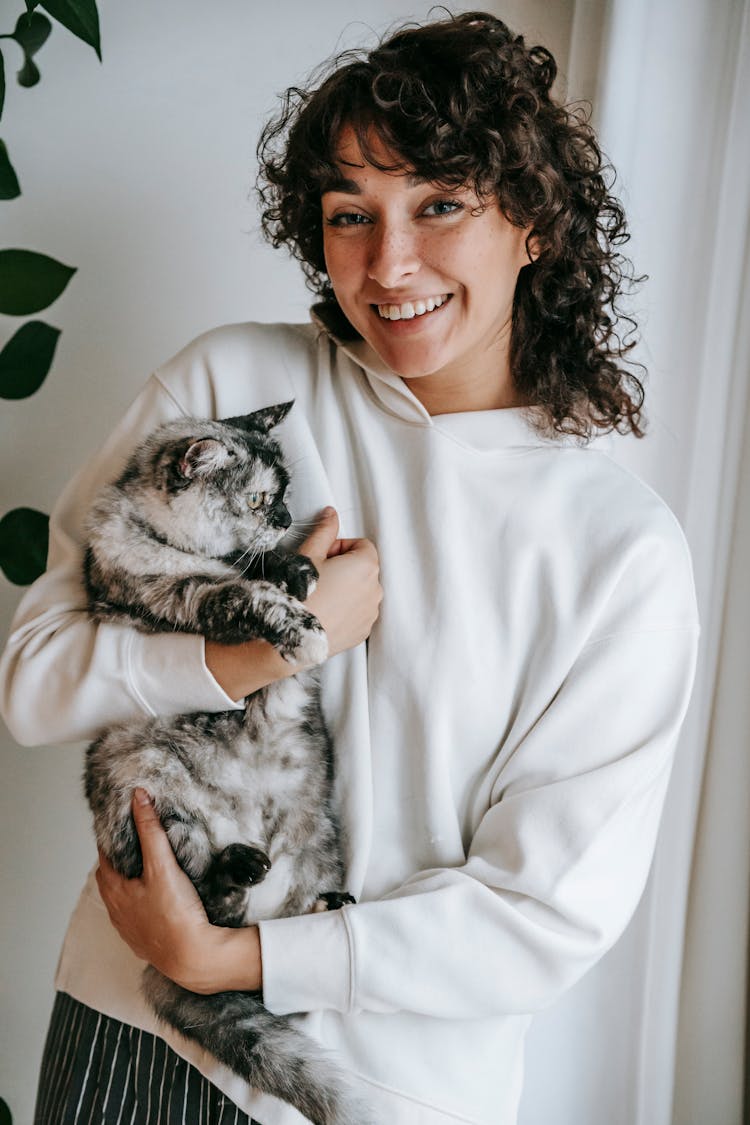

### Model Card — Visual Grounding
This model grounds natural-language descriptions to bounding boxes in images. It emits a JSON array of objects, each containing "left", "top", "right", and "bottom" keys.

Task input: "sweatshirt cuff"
[
  {"left": 258, "top": 907, "right": 353, "bottom": 1016},
  {"left": 127, "top": 630, "right": 244, "bottom": 716}
]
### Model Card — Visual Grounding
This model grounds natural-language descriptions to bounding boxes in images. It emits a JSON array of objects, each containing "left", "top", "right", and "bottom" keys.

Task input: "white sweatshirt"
[{"left": 0, "top": 321, "right": 700, "bottom": 1125}]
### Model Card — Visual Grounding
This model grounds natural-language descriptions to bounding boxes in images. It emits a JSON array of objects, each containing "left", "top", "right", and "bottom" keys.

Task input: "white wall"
[{"left": 0, "top": 2, "right": 575, "bottom": 1121}]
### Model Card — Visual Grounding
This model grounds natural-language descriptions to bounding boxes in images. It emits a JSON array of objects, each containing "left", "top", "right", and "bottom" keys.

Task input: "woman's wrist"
[
  {"left": 183, "top": 924, "right": 263, "bottom": 996},
  {"left": 204, "top": 637, "right": 296, "bottom": 701}
]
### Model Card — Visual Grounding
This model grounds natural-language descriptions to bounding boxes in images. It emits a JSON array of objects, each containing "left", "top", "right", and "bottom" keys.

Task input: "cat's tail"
[{"left": 143, "top": 967, "right": 370, "bottom": 1125}]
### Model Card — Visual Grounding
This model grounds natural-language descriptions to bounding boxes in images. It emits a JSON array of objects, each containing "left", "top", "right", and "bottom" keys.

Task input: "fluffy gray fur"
[{"left": 83, "top": 403, "right": 367, "bottom": 1124}]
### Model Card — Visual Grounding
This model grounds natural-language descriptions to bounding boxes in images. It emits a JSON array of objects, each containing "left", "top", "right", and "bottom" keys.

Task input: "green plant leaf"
[
  {"left": 0, "top": 139, "right": 20, "bottom": 198},
  {"left": 12, "top": 11, "right": 52, "bottom": 87},
  {"left": 0, "top": 249, "right": 76, "bottom": 314},
  {"left": 0, "top": 507, "right": 49, "bottom": 585},
  {"left": 0, "top": 321, "right": 60, "bottom": 398},
  {"left": 0, "top": 1095, "right": 12, "bottom": 1125},
  {"left": 0, "top": 48, "right": 5, "bottom": 121},
  {"left": 40, "top": 0, "right": 101, "bottom": 61}
]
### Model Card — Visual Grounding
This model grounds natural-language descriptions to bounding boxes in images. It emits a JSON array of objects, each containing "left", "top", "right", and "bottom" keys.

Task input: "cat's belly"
[{"left": 88, "top": 672, "right": 335, "bottom": 923}]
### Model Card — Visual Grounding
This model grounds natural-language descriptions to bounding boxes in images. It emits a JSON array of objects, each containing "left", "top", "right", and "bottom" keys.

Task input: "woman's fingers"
[
  {"left": 297, "top": 506, "right": 340, "bottom": 562},
  {"left": 297, "top": 507, "right": 371, "bottom": 561},
  {"left": 326, "top": 536, "right": 371, "bottom": 558},
  {"left": 130, "top": 787, "right": 177, "bottom": 878},
  {"left": 95, "top": 847, "right": 119, "bottom": 901},
  {"left": 293, "top": 506, "right": 382, "bottom": 656},
  {"left": 304, "top": 538, "right": 382, "bottom": 656}
]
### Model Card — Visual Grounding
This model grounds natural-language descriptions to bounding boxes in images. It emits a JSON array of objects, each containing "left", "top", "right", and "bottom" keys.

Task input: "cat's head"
[{"left": 119, "top": 401, "right": 296, "bottom": 557}]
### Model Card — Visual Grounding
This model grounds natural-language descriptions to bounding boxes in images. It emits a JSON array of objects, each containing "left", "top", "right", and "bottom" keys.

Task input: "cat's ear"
[
  {"left": 178, "top": 439, "right": 233, "bottom": 479},
  {"left": 224, "top": 401, "right": 294, "bottom": 435}
]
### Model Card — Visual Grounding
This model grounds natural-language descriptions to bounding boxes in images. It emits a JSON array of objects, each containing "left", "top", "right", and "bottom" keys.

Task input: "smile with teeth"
[{"left": 376, "top": 294, "right": 452, "bottom": 320}]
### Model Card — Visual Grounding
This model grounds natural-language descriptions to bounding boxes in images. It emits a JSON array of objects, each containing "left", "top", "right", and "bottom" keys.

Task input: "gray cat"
[{"left": 83, "top": 402, "right": 365, "bottom": 1125}]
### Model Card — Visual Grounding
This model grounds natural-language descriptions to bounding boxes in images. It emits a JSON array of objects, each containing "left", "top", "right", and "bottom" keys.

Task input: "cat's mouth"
[{"left": 373, "top": 293, "right": 453, "bottom": 321}]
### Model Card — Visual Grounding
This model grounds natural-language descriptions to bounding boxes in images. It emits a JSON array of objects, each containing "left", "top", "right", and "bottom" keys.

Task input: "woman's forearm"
[
  {"left": 204, "top": 637, "right": 296, "bottom": 701},
  {"left": 208, "top": 925, "right": 264, "bottom": 994}
]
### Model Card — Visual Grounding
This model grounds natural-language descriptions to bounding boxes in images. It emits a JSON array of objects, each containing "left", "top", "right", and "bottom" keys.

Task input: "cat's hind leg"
[
  {"left": 313, "top": 891, "right": 357, "bottom": 913},
  {"left": 84, "top": 721, "right": 214, "bottom": 883},
  {"left": 198, "top": 843, "right": 272, "bottom": 926}
]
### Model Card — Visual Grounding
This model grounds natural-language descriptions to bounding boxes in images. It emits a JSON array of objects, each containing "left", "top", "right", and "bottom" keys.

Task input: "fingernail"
[
  {"left": 322, "top": 506, "right": 335, "bottom": 516},
  {"left": 134, "top": 787, "right": 151, "bottom": 806}
]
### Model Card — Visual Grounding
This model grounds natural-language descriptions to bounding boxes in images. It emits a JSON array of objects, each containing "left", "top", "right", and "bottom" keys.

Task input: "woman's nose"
[{"left": 367, "top": 224, "right": 420, "bottom": 289}]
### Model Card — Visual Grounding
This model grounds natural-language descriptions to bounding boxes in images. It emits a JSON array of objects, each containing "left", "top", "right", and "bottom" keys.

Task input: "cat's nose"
[{"left": 275, "top": 505, "right": 292, "bottom": 530}]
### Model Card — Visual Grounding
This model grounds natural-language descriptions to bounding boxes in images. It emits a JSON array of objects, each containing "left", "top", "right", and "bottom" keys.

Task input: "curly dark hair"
[{"left": 257, "top": 10, "right": 645, "bottom": 440}]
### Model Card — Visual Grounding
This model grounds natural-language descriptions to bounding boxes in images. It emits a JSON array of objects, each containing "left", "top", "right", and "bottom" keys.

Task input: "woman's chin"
[{"left": 364, "top": 336, "right": 447, "bottom": 381}]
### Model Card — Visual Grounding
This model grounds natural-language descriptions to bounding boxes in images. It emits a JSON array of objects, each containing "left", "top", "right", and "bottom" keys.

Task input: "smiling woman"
[
  {"left": 258, "top": 13, "right": 644, "bottom": 440},
  {"left": 0, "top": 10, "right": 699, "bottom": 1125},
  {"left": 319, "top": 129, "right": 535, "bottom": 413}
]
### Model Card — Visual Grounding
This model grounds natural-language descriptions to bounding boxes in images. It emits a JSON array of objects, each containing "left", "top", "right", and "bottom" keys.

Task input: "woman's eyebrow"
[
  {"left": 321, "top": 174, "right": 362, "bottom": 195},
  {"left": 321, "top": 170, "right": 430, "bottom": 195}
]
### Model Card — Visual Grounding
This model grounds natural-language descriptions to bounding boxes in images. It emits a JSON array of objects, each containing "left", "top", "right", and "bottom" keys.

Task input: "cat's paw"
[
  {"left": 278, "top": 554, "right": 319, "bottom": 601},
  {"left": 214, "top": 842, "right": 272, "bottom": 888},
  {"left": 278, "top": 614, "right": 328, "bottom": 666},
  {"left": 316, "top": 891, "right": 357, "bottom": 911}
]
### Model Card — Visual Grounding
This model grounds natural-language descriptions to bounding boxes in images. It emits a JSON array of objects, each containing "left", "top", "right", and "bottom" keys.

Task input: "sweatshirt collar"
[{"left": 311, "top": 308, "right": 559, "bottom": 452}]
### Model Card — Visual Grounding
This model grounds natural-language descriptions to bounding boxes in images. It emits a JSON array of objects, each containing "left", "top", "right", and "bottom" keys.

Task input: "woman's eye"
[
  {"left": 422, "top": 199, "right": 463, "bottom": 217},
  {"left": 248, "top": 492, "right": 266, "bottom": 510},
  {"left": 326, "top": 211, "right": 371, "bottom": 227}
]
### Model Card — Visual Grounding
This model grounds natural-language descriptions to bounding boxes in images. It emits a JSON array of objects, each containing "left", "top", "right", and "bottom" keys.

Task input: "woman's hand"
[
  {"left": 205, "top": 507, "right": 382, "bottom": 699},
  {"left": 301, "top": 507, "right": 383, "bottom": 657},
  {"left": 96, "top": 788, "right": 262, "bottom": 995}
]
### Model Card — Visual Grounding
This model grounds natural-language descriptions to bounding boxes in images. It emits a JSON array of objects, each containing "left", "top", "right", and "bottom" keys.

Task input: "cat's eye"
[{"left": 248, "top": 492, "right": 267, "bottom": 510}]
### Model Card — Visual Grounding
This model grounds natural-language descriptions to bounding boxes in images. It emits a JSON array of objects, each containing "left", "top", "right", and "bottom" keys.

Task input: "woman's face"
[{"left": 321, "top": 126, "right": 533, "bottom": 413}]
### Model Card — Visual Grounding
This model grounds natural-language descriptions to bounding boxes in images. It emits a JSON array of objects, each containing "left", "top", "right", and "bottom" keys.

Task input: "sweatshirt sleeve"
[
  {"left": 0, "top": 372, "right": 242, "bottom": 747},
  {"left": 258, "top": 617, "right": 699, "bottom": 1019}
]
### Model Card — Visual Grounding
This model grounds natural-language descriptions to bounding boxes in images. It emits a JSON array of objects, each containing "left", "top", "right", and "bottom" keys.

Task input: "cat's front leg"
[
  {"left": 199, "top": 579, "right": 328, "bottom": 665},
  {"left": 136, "top": 574, "right": 327, "bottom": 662},
  {"left": 244, "top": 550, "right": 319, "bottom": 602}
]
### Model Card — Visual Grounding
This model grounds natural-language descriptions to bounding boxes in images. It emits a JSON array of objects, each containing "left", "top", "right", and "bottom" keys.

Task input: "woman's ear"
[{"left": 525, "top": 233, "right": 541, "bottom": 263}]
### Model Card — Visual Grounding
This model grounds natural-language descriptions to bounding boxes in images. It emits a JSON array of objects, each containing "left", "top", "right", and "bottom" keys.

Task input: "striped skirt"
[{"left": 35, "top": 992, "right": 259, "bottom": 1124}]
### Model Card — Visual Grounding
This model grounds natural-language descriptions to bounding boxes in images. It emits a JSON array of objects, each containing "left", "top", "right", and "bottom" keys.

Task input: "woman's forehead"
[
  {"left": 331, "top": 124, "right": 408, "bottom": 174},
  {"left": 323, "top": 125, "right": 493, "bottom": 208}
]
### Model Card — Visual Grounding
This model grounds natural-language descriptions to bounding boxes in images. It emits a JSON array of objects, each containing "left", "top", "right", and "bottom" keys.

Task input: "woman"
[{"left": 0, "top": 12, "right": 699, "bottom": 1125}]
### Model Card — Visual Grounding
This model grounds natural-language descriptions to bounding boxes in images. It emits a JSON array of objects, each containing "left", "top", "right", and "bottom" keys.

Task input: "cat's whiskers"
[
  {"left": 236, "top": 547, "right": 263, "bottom": 580},
  {"left": 232, "top": 545, "right": 255, "bottom": 572}
]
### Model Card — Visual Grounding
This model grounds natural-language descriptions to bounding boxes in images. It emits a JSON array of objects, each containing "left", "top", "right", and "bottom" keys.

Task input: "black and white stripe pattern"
[{"left": 35, "top": 992, "right": 259, "bottom": 1124}]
